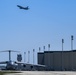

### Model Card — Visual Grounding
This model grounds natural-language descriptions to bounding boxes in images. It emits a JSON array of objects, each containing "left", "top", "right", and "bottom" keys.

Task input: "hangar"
[{"left": 38, "top": 50, "right": 76, "bottom": 71}]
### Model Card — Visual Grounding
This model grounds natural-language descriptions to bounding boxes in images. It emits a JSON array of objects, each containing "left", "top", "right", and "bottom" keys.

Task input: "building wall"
[
  {"left": 44, "top": 52, "right": 49, "bottom": 66},
  {"left": 62, "top": 52, "right": 70, "bottom": 70},
  {"left": 53, "top": 52, "right": 62, "bottom": 71},
  {"left": 38, "top": 53, "right": 44, "bottom": 65},
  {"left": 44, "top": 51, "right": 54, "bottom": 70},
  {"left": 68, "top": 51, "right": 72, "bottom": 70},
  {"left": 49, "top": 52, "right": 54, "bottom": 70},
  {"left": 72, "top": 51, "right": 76, "bottom": 70}
]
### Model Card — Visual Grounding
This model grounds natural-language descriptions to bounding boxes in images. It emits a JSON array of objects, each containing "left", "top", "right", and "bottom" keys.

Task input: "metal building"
[{"left": 37, "top": 50, "right": 76, "bottom": 71}]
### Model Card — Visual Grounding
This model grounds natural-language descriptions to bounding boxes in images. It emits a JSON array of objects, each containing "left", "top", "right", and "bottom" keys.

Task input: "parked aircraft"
[
  {"left": 0, "top": 50, "right": 19, "bottom": 70},
  {"left": 0, "top": 50, "right": 46, "bottom": 70},
  {"left": 17, "top": 5, "right": 29, "bottom": 10}
]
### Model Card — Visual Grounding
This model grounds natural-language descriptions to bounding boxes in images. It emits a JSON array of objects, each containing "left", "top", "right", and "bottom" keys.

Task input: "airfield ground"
[
  {"left": 5, "top": 71, "right": 76, "bottom": 75},
  {"left": 0, "top": 71, "right": 21, "bottom": 75}
]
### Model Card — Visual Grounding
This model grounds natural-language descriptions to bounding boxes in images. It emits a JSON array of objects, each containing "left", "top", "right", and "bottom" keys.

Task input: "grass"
[
  {"left": 0, "top": 72, "right": 4, "bottom": 75},
  {"left": 0, "top": 71, "right": 21, "bottom": 75}
]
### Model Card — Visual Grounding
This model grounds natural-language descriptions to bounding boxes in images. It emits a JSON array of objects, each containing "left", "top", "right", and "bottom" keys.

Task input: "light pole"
[
  {"left": 62, "top": 39, "right": 64, "bottom": 70},
  {"left": 24, "top": 52, "right": 26, "bottom": 62},
  {"left": 62, "top": 39, "right": 64, "bottom": 51},
  {"left": 71, "top": 35, "right": 74, "bottom": 70},
  {"left": 48, "top": 44, "right": 50, "bottom": 51},
  {"left": 43, "top": 46, "right": 45, "bottom": 51},
  {"left": 28, "top": 51, "right": 30, "bottom": 63},
  {"left": 33, "top": 49, "right": 35, "bottom": 64},
  {"left": 71, "top": 35, "right": 74, "bottom": 50},
  {"left": 39, "top": 47, "right": 41, "bottom": 52},
  {"left": 47, "top": 44, "right": 50, "bottom": 67}
]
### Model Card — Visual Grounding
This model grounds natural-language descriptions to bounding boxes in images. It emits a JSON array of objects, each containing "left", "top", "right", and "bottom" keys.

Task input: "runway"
[{"left": 6, "top": 71, "right": 76, "bottom": 75}]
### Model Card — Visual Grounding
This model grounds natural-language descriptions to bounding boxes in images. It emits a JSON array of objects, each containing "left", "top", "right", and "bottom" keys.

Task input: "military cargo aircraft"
[
  {"left": 0, "top": 50, "right": 46, "bottom": 70},
  {"left": 0, "top": 50, "right": 20, "bottom": 70}
]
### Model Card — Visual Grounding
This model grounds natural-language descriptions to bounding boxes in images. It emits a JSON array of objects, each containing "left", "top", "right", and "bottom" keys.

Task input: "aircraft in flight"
[{"left": 17, "top": 5, "right": 29, "bottom": 10}]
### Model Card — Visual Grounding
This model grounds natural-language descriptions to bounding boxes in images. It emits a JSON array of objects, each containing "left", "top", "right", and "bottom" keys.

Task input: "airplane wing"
[
  {"left": 15, "top": 61, "right": 46, "bottom": 67},
  {"left": 34, "top": 64, "right": 46, "bottom": 67},
  {"left": 0, "top": 61, "right": 8, "bottom": 64},
  {"left": 0, "top": 50, "right": 19, "bottom": 52}
]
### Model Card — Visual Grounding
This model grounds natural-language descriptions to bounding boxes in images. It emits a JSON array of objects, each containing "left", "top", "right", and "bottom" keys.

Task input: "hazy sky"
[{"left": 0, "top": 0, "right": 76, "bottom": 64}]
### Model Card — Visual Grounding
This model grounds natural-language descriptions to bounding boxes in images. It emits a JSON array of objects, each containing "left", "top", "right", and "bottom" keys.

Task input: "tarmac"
[{"left": 6, "top": 71, "right": 76, "bottom": 75}]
